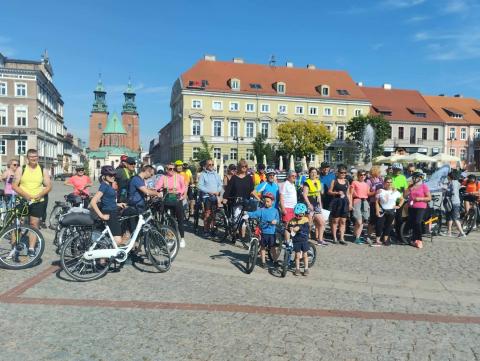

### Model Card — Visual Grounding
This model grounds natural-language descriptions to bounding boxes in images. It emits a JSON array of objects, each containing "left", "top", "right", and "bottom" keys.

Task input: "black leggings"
[
  {"left": 165, "top": 201, "right": 184, "bottom": 238},
  {"left": 408, "top": 208, "right": 426, "bottom": 242},
  {"left": 375, "top": 211, "right": 395, "bottom": 240}
]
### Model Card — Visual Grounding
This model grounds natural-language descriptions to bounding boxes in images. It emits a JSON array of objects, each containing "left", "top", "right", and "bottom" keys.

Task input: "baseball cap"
[
  {"left": 257, "top": 164, "right": 266, "bottom": 170},
  {"left": 320, "top": 162, "right": 330, "bottom": 168},
  {"left": 266, "top": 168, "right": 276, "bottom": 175},
  {"left": 126, "top": 157, "right": 136, "bottom": 165},
  {"left": 120, "top": 155, "right": 128, "bottom": 162}
]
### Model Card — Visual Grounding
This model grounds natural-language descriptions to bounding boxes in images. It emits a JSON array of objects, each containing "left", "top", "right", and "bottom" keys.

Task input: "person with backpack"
[
  {"left": 116, "top": 156, "right": 136, "bottom": 203},
  {"left": 302, "top": 167, "right": 326, "bottom": 246},
  {"left": 442, "top": 171, "right": 466, "bottom": 238},
  {"left": 12, "top": 149, "right": 52, "bottom": 257}
]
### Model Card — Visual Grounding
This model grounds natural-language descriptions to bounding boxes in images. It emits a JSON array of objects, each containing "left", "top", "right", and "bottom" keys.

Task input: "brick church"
[{"left": 88, "top": 78, "right": 140, "bottom": 151}]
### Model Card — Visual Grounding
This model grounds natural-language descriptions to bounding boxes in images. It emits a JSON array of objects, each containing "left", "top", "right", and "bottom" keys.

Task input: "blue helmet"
[{"left": 294, "top": 203, "right": 307, "bottom": 215}]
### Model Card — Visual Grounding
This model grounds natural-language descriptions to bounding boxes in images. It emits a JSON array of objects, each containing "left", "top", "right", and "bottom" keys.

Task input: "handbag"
[{"left": 164, "top": 174, "right": 179, "bottom": 206}]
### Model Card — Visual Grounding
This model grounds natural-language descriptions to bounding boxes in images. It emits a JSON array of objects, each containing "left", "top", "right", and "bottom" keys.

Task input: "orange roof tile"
[
  {"left": 180, "top": 59, "right": 369, "bottom": 102},
  {"left": 362, "top": 87, "right": 443, "bottom": 123},
  {"left": 423, "top": 96, "right": 480, "bottom": 125}
]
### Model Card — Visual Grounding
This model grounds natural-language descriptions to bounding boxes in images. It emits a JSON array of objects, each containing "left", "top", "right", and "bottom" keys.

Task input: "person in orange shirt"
[{"left": 463, "top": 174, "right": 480, "bottom": 214}]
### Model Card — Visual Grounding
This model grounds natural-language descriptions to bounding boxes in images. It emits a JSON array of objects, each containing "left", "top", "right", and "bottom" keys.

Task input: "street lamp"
[
  {"left": 233, "top": 135, "right": 244, "bottom": 161},
  {"left": 11, "top": 129, "right": 27, "bottom": 165}
]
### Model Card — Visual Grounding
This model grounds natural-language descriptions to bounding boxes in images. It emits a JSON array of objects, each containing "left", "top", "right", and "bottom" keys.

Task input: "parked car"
[{"left": 54, "top": 173, "right": 73, "bottom": 181}]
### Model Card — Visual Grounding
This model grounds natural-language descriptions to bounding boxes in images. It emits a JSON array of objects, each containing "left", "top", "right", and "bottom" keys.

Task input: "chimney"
[
  {"left": 383, "top": 83, "right": 392, "bottom": 90},
  {"left": 232, "top": 57, "right": 244, "bottom": 64},
  {"left": 454, "top": 94, "right": 463, "bottom": 98},
  {"left": 439, "top": 94, "right": 445, "bottom": 96},
  {"left": 307, "top": 64, "right": 316, "bottom": 70},
  {"left": 286, "top": 61, "right": 294, "bottom": 68},
  {"left": 356, "top": 81, "right": 364, "bottom": 87},
  {"left": 204, "top": 54, "right": 216, "bottom": 61}
]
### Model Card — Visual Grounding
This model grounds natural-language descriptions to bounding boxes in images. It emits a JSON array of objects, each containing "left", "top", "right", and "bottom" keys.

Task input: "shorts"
[
  {"left": 203, "top": 195, "right": 218, "bottom": 211},
  {"left": 353, "top": 200, "right": 369, "bottom": 222},
  {"left": 293, "top": 240, "right": 309, "bottom": 253},
  {"left": 446, "top": 204, "right": 461, "bottom": 221},
  {"left": 282, "top": 208, "right": 295, "bottom": 223},
  {"left": 104, "top": 210, "right": 122, "bottom": 237},
  {"left": 28, "top": 201, "right": 46, "bottom": 218},
  {"left": 330, "top": 197, "right": 349, "bottom": 218},
  {"left": 187, "top": 186, "right": 196, "bottom": 201},
  {"left": 260, "top": 233, "right": 276, "bottom": 248}
]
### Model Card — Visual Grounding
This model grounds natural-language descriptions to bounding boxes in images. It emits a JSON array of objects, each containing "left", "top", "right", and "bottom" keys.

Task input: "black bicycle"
[
  {"left": 193, "top": 194, "right": 228, "bottom": 242},
  {"left": 462, "top": 194, "right": 480, "bottom": 235}
]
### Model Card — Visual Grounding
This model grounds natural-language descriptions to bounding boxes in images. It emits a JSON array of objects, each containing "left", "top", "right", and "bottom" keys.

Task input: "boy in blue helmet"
[{"left": 286, "top": 203, "right": 311, "bottom": 276}]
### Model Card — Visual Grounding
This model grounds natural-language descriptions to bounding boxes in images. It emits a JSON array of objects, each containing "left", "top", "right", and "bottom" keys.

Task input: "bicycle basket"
[{"left": 243, "top": 199, "right": 258, "bottom": 212}]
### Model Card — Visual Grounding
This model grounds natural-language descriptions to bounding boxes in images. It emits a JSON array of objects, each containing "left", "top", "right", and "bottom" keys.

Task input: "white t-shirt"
[
  {"left": 377, "top": 189, "right": 401, "bottom": 210},
  {"left": 280, "top": 180, "right": 297, "bottom": 208}
]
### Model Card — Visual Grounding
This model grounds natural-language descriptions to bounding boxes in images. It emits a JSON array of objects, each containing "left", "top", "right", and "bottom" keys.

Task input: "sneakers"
[
  {"left": 439, "top": 232, "right": 452, "bottom": 237},
  {"left": 259, "top": 262, "right": 266, "bottom": 269},
  {"left": 330, "top": 239, "right": 338, "bottom": 244},
  {"left": 354, "top": 238, "right": 364, "bottom": 245},
  {"left": 370, "top": 241, "right": 382, "bottom": 247},
  {"left": 180, "top": 238, "right": 186, "bottom": 248},
  {"left": 6, "top": 248, "right": 17, "bottom": 260},
  {"left": 27, "top": 248, "right": 36, "bottom": 258},
  {"left": 458, "top": 233, "right": 467, "bottom": 239},
  {"left": 294, "top": 269, "right": 300, "bottom": 276},
  {"left": 414, "top": 240, "right": 423, "bottom": 249},
  {"left": 338, "top": 239, "right": 348, "bottom": 245},
  {"left": 316, "top": 240, "right": 329, "bottom": 246},
  {"left": 303, "top": 269, "right": 309, "bottom": 276}
]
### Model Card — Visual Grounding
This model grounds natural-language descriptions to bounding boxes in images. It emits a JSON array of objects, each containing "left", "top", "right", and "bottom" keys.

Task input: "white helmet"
[{"left": 156, "top": 165, "right": 164, "bottom": 174}]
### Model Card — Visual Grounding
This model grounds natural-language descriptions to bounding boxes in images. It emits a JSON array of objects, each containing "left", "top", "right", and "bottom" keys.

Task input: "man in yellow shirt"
[{"left": 253, "top": 163, "right": 267, "bottom": 187}]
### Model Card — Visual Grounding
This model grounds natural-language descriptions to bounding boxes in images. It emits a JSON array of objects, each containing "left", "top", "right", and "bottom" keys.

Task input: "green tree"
[
  {"left": 252, "top": 133, "right": 276, "bottom": 165},
  {"left": 195, "top": 136, "right": 213, "bottom": 162},
  {"left": 277, "top": 120, "right": 333, "bottom": 158},
  {"left": 346, "top": 114, "right": 391, "bottom": 162},
  {"left": 82, "top": 159, "right": 90, "bottom": 176}
]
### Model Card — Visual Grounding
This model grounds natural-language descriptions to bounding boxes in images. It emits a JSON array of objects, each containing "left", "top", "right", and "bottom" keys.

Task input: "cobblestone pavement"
[{"left": 1, "top": 181, "right": 480, "bottom": 361}]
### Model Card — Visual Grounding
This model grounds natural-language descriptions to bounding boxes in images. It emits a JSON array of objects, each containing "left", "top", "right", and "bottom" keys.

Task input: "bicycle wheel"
[
  {"left": 304, "top": 242, "right": 317, "bottom": 268},
  {"left": 155, "top": 223, "right": 179, "bottom": 261},
  {"left": 245, "top": 237, "right": 259, "bottom": 274},
  {"left": 145, "top": 229, "right": 171, "bottom": 272},
  {"left": 281, "top": 246, "right": 289, "bottom": 278},
  {"left": 212, "top": 209, "right": 228, "bottom": 243},
  {"left": 463, "top": 209, "right": 476, "bottom": 235},
  {"left": 0, "top": 225, "right": 45, "bottom": 270},
  {"left": 49, "top": 205, "right": 66, "bottom": 230},
  {"left": 399, "top": 222, "right": 412, "bottom": 244},
  {"left": 60, "top": 231, "right": 111, "bottom": 281}
]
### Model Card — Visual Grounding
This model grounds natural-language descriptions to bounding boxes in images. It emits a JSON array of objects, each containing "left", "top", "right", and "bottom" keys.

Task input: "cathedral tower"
[
  {"left": 121, "top": 80, "right": 140, "bottom": 151},
  {"left": 88, "top": 77, "right": 108, "bottom": 150}
]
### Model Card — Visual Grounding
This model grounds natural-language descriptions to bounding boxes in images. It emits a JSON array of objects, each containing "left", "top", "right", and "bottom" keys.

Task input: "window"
[
  {"left": 0, "top": 82, "right": 6, "bottom": 96},
  {"left": 460, "top": 148, "right": 466, "bottom": 160},
  {"left": 277, "top": 83, "right": 286, "bottom": 94},
  {"left": 16, "top": 140, "right": 26, "bottom": 155},
  {"left": 246, "top": 122, "right": 255, "bottom": 138},
  {"left": 261, "top": 122, "right": 269, "bottom": 138},
  {"left": 460, "top": 128, "right": 467, "bottom": 140},
  {"left": 409, "top": 127, "right": 416, "bottom": 144},
  {"left": 278, "top": 104, "right": 287, "bottom": 114},
  {"left": 246, "top": 149, "right": 254, "bottom": 161},
  {"left": 337, "top": 108, "right": 346, "bottom": 116},
  {"left": 214, "top": 148, "right": 221, "bottom": 159},
  {"left": 323, "top": 107, "right": 332, "bottom": 116},
  {"left": 337, "top": 125, "right": 345, "bottom": 140},
  {"left": 295, "top": 106, "right": 304, "bottom": 115},
  {"left": 475, "top": 128, "right": 480, "bottom": 139},
  {"left": 0, "top": 140, "right": 5, "bottom": 155},
  {"left": 15, "top": 83, "right": 27, "bottom": 97},
  {"left": 336, "top": 89, "right": 350, "bottom": 96},
  {"left": 308, "top": 106, "right": 318, "bottom": 116},
  {"left": 245, "top": 103, "right": 255, "bottom": 112},
  {"left": 354, "top": 109, "right": 362, "bottom": 117},
  {"left": 230, "top": 79, "right": 240, "bottom": 90},
  {"left": 230, "top": 148, "right": 238, "bottom": 160},
  {"left": 449, "top": 148, "right": 455, "bottom": 156},
  {"left": 422, "top": 128, "right": 427, "bottom": 140},
  {"left": 212, "top": 101, "right": 223, "bottom": 111},
  {"left": 434, "top": 128, "right": 439, "bottom": 141},
  {"left": 321, "top": 85, "right": 330, "bottom": 96},
  {"left": 229, "top": 102, "right": 239, "bottom": 111},
  {"left": 449, "top": 127, "right": 455, "bottom": 140},
  {"left": 16, "top": 109, "right": 27, "bottom": 127},
  {"left": 0, "top": 108, "right": 7, "bottom": 126},
  {"left": 249, "top": 83, "right": 262, "bottom": 90},
  {"left": 192, "top": 147, "right": 200, "bottom": 160},
  {"left": 213, "top": 120, "right": 222, "bottom": 137},
  {"left": 96, "top": 161, "right": 101, "bottom": 168},
  {"left": 336, "top": 150, "right": 343, "bottom": 162},
  {"left": 398, "top": 127, "right": 404, "bottom": 140},
  {"left": 192, "top": 119, "right": 201, "bottom": 136},
  {"left": 260, "top": 104, "right": 270, "bottom": 113},
  {"left": 324, "top": 150, "right": 330, "bottom": 162},
  {"left": 192, "top": 99, "right": 202, "bottom": 109},
  {"left": 229, "top": 121, "right": 238, "bottom": 137}
]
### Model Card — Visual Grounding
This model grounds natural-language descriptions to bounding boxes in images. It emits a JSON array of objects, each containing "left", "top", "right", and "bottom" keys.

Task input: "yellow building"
[{"left": 151, "top": 55, "right": 371, "bottom": 166}]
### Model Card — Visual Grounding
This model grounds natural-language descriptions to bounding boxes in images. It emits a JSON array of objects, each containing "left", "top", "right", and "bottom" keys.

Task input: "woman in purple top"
[
  {"left": 2, "top": 159, "right": 19, "bottom": 207},
  {"left": 366, "top": 166, "right": 383, "bottom": 239},
  {"left": 405, "top": 172, "right": 431, "bottom": 249}
]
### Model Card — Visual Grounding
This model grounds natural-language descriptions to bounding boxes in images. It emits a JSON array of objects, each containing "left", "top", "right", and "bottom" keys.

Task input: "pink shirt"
[
  {"left": 68, "top": 175, "right": 92, "bottom": 195},
  {"left": 351, "top": 181, "right": 369, "bottom": 205},
  {"left": 4, "top": 169, "right": 16, "bottom": 195},
  {"left": 408, "top": 183, "right": 430, "bottom": 209},
  {"left": 155, "top": 174, "right": 186, "bottom": 197}
]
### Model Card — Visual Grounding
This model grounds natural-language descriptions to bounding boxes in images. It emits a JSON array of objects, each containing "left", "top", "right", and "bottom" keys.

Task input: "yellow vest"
[
  {"left": 20, "top": 164, "right": 44, "bottom": 202},
  {"left": 305, "top": 178, "right": 321, "bottom": 198}
]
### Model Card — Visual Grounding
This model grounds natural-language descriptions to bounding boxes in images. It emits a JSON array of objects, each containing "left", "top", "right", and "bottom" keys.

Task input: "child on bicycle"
[
  {"left": 245, "top": 192, "right": 279, "bottom": 268},
  {"left": 90, "top": 166, "right": 127, "bottom": 246},
  {"left": 286, "top": 203, "right": 311, "bottom": 276}
]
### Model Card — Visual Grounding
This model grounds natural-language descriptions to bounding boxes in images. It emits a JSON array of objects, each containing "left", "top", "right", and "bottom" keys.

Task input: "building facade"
[
  {"left": 152, "top": 56, "right": 371, "bottom": 166},
  {"left": 0, "top": 51, "right": 65, "bottom": 174}
]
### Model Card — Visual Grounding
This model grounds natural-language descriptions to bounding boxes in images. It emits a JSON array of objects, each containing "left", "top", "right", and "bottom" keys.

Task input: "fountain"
[{"left": 362, "top": 124, "right": 375, "bottom": 167}]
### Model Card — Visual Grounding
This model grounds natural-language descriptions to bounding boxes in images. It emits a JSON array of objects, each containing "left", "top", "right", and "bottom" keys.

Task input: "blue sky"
[{"left": 1, "top": 0, "right": 479, "bottom": 149}]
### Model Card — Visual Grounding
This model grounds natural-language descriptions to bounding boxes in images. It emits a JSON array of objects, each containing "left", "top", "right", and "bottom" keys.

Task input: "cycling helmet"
[
  {"left": 257, "top": 163, "right": 266, "bottom": 171},
  {"left": 156, "top": 165, "right": 164, "bottom": 174},
  {"left": 120, "top": 155, "right": 128, "bottom": 162},
  {"left": 228, "top": 163, "right": 237, "bottom": 171},
  {"left": 411, "top": 171, "right": 425, "bottom": 179},
  {"left": 174, "top": 160, "right": 183, "bottom": 166},
  {"left": 101, "top": 165, "right": 116, "bottom": 177},
  {"left": 266, "top": 168, "right": 276, "bottom": 175},
  {"left": 263, "top": 192, "right": 275, "bottom": 200},
  {"left": 75, "top": 166, "right": 85, "bottom": 171},
  {"left": 392, "top": 163, "right": 403, "bottom": 170},
  {"left": 467, "top": 174, "right": 477, "bottom": 182},
  {"left": 294, "top": 203, "right": 307, "bottom": 215}
]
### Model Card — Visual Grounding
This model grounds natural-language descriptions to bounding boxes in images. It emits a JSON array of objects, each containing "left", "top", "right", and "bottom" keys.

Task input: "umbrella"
[
  {"left": 308, "top": 160, "right": 314, "bottom": 168},
  {"left": 397, "top": 153, "right": 436, "bottom": 163},
  {"left": 253, "top": 154, "right": 257, "bottom": 170},
  {"left": 383, "top": 154, "right": 404, "bottom": 163},
  {"left": 373, "top": 155, "right": 389, "bottom": 164},
  {"left": 213, "top": 157, "right": 217, "bottom": 171},
  {"left": 433, "top": 153, "right": 461, "bottom": 163},
  {"left": 289, "top": 155, "right": 294, "bottom": 171},
  {"left": 279, "top": 156, "right": 283, "bottom": 171},
  {"left": 302, "top": 156, "right": 308, "bottom": 171},
  {"left": 218, "top": 156, "right": 224, "bottom": 180},
  {"left": 263, "top": 154, "right": 267, "bottom": 167},
  {"left": 314, "top": 156, "right": 319, "bottom": 168}
]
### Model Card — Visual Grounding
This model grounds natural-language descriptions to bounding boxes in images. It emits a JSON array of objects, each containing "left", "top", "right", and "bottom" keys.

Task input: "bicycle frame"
[{"left": 83, "top": 211, "right": 153, "bottom": 261}]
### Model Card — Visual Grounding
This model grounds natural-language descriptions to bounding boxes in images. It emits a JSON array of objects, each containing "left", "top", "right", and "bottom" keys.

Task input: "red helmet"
[
  {"left": 263, "top": 192, "right": 275, "bottom": 201},
  {"left": 120, "top": 155, "right": 128, "bottom": 162}
]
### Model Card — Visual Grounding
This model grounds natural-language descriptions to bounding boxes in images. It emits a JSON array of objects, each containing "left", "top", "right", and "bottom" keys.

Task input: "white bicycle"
[{"left": 60, "top": 208, "right": 172, "bottom": 281}]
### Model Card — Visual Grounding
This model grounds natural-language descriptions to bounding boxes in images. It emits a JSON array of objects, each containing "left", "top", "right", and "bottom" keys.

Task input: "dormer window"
[
  {"left": 274, "top": 82, "right": 286, "bottom": 94},
  {"left": 374, "top": 105, "right": 392, "bottom": 116},
  {"left": 229, "top": 78, "right": 240, "bottom": 91},
  {"left": 407, "top": 107, "right": 427, "bottom": 118},
  {"left": 316, "top": 85, "right": 330, "bottom": 97},
  {"left": 336, "top": 89, "right": 350, "bottom": 96},
  {"left": 443, "top": 107, "right": 464, "bottom": 119},
  {"left": 249, "top": 83, "right": 262, "bottom": 90}
]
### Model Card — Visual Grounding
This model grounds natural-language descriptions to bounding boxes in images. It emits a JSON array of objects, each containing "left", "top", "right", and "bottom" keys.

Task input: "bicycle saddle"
[{"left": 60, "top": 212, "right": 94, "bottom": 226}]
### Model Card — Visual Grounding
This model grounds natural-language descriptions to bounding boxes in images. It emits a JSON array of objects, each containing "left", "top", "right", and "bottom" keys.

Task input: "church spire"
[
  {"left": 122, "top": 78, "right": 137, "bottom": 113},
  {"left": 92, "top": 74, "right": 107, "bottom": 113}
]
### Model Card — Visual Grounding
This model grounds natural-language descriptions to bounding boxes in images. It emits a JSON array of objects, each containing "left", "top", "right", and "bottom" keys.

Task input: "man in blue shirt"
[
  {"left": 319, "top": 162, "right": 335, "bottom": 210},
  {"left": 198, "top": 159, "right": 223, "bottom": 237},
  {"left": 127, "top": 164, "right": 161, "bottom": 210},
  {"left": 252, "top": 168, "right": 280, "bottom": 208}
]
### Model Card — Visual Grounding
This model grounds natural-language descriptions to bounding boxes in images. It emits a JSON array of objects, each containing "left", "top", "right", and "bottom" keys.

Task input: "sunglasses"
[
  {"left": 167, "top": 167, "right": 175, "bottom": 171},
  {"left": 339, "top": 171, "right": 347, "bottom": 174},
  {"left": 359, "top": 173, "right": 366, "bottom": 176},
  {"left": 385, "top": 181, "right": 392, "bottom": 184},
  {"left": 11, "top": 163, "right": 19, "bottom": 167},
  {"left": 207, "top": 163, "right": 214, "bottom": 166},
  {"left": 241, "top": 165, "right": 248, "bottom": 169}
]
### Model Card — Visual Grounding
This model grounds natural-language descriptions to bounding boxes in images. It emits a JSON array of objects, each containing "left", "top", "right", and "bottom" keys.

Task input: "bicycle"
[
  {"left": 193, "top": 193, "right": 228, "bottom": 242},
  {"left": 60, "top": 208, "right": 171, "bottom": 281},
  {"left": 49, "top": 191, "right": 90, "bottom": 230},
  {"left": 462, "top": 194, "right": 480, "bottom": 235},
  {"left": 0, "top": 198, "right": 46, "bottom": 270},
  {"left": 151, "top": 198, "right": 180, "bottom": 260}
]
